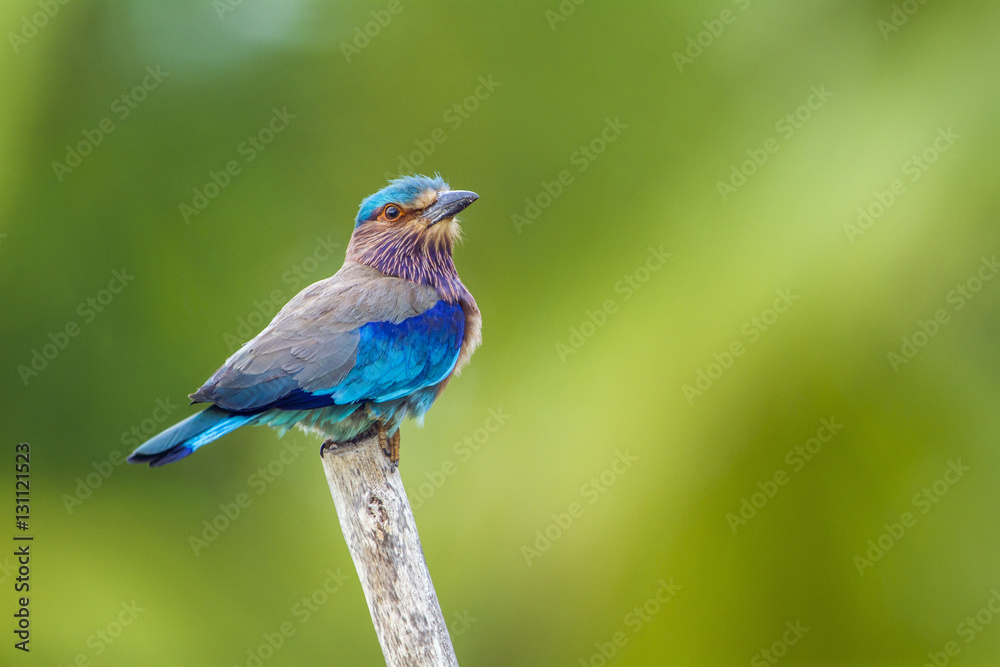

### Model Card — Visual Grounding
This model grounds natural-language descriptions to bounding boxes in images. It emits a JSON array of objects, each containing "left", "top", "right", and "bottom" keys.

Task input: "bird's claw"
[
  {"left": 388, "top": 430, "right": 400, "bottom": 468},
  {"left": 376, "top": 424, "right": 400, "bottom": 468}
]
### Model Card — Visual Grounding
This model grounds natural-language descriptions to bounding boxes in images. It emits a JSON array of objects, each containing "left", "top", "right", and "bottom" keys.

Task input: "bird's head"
[{"left": 347, "top": 174, "right": 479, "bottom": 293}]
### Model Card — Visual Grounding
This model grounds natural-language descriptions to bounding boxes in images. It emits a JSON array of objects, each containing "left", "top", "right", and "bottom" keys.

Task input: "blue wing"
[
  {"left": 324, "top": 300, "right": 464, "bottom": 403},
  {"left": 129, "top": 264, "right": 465, "bottom": 467},
  {"left": 193, "top": 300, "right": 464, "bottom": 413}
]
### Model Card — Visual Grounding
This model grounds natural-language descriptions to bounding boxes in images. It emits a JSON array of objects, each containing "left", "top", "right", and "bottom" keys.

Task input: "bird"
[{"left": 128, "top": 174, "right": 481, "bottom": 467}]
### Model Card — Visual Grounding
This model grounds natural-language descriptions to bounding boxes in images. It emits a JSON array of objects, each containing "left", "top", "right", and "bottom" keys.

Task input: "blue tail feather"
[{"left": 127, "top": 406, "right": 254, "bottom": 467}]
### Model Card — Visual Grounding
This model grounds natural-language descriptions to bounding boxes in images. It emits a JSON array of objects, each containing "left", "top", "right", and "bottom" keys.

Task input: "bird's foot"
[
  {"left": 388, "top": 430, "right": 400, "bottom": 467},
  {"left": 376, "top": 423, "right": 400, "bottom": 468},
  {"left": 319, "top": 439, "right": 339, "bottom": 456}
]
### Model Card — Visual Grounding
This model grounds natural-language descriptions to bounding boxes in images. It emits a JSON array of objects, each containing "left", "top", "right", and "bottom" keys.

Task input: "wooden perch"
[{"left": 320, "top": 430, "right": 459, "bottom": 667}]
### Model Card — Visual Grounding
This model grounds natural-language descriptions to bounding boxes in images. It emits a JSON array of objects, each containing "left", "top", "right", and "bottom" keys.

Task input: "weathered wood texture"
[{"left": 321, "top": 432, "right": 458, "bottom": 667}]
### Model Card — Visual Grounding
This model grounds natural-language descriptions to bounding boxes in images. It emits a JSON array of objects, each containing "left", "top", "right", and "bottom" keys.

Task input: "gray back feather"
[{"left": 191, "top": 262, "right": 440, "bottom": 410}]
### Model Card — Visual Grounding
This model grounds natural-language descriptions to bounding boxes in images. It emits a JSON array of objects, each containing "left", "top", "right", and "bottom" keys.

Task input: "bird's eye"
[{"left": 382, "top": 204, "right": 402, "bottom": 221}]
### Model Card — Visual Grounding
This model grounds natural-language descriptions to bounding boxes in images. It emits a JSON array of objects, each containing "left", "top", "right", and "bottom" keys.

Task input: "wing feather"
[{"left": 190, "top": 262, "right": 459, "bottom": 413}]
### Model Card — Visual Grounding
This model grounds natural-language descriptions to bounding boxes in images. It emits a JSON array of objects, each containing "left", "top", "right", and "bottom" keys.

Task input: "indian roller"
[{"left": 128, "top": 174, "right": 481, "bottom": 467}]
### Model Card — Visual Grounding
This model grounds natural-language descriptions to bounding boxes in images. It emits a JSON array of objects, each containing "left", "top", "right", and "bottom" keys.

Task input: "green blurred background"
[{"left": 3, "top": 1, "right": 1000, "bottom": 665}]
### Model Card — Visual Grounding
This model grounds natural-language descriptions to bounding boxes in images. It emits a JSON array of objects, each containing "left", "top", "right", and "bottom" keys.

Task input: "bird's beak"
[{"left": 423, "top": 190, "right": 479, "bottom": 225}]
